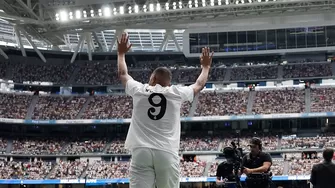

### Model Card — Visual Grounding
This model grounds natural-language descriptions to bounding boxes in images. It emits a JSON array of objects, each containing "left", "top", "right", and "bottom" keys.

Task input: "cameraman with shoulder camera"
[{"left": 242, "top": 138, "right": 272, "bottom": 188}]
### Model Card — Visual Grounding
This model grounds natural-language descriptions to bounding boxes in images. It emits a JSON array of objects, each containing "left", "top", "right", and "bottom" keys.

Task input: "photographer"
[
  {"left": 242, "top": 138, "right": 272, "bottom": 188},
  {"left": 216, "top": 159, "right": 235, "bottom": 188}
]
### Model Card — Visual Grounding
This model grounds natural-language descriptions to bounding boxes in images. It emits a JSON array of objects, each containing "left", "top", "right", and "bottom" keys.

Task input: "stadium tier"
[
  {"left": 0, "top": 135, "right": 332, "bottom": 181},
  {"left": 0, "top": 55, "right": 333, "bottom": 85},
  {"left": 1, "top": 87, "right": 335, "bottom": 122}
]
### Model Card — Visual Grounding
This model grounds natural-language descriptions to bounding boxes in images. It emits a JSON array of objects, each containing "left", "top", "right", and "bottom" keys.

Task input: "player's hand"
[
  {"left": 117, "top": 33, "right": 132, "bottom": 55},
  {"left": 200, "top": 47, "right": 213, "bottom": 69},
  {"left": 243, "top": 168, "right": 253, "bottom": 175}
]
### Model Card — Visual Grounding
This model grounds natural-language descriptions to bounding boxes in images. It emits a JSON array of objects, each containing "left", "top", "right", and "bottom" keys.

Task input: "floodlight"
[
  {"left": 103, "top": 7, "right": 111, "bottom": 17},
  {"left": 75, "top": 10, "right": 81, "bottom": 19},
  {"left": 120, "top": 6, "right": 124, "bottom": 14},
  {"left": 149, "top": 3, "right": 154, "bottom": 12},
  {"left": 156, "top": 3, "right": 161, "bottom": 11},
  {"left": 60, "top": 11, "right": 68, "bottom": 21},
  {"left": 165, "top": 2, "right": 170, "bottom": 10},
  {"left": 134, "top": 5, "right": 139, "bottom": 13}
]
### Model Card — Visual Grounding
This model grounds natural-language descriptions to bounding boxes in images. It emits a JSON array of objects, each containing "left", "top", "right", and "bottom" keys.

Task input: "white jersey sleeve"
[
  {"left": 125, "top": 79, "right": 144, "bottom": 97},
  {"left": 172, "top": 86, "right": 194, "bottom": 103}
]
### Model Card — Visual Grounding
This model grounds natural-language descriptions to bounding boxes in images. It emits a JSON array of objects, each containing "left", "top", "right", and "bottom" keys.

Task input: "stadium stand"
[
  {"left": 63, "top": 139, "right": 107, "bottom": 154},
  {"left": 252, "top": 89, "right": 305, "bottom": 114},
  {"left": 179, "top": 136, "right": 221, "bottom": 152},
  {"left": 11, "top": 138, "right": 66, "bottom": 155},
  {"left": 83, "top": 95, "right": 133, "bottom": 119},
  {"left": 0, "top": 93, "right": 32, "bottom": 119},
  {"left": 0, "top": 159, "right": 53, "bottom": 179},
  {"left": 283, "top": 63, "right": 332, "bottom": 78},
  {"left": 11, "top": 62, "right": 75, "bottom": 84},
  {"left": 32, "top": 96, "right": 87, "bottom": 120},
  {"left": 230, "top": 66, "right": 278, "bottom": 81},
  {"left": 310, "top": 88, "right": 335, "bottom": 112},
  {"left": 85, "top": 161, "right": 130, "bottom": 179},
  {"left": 195, "top": 91, "right": 248, "bottom": 116},
  {"left": 49, "top": 160, "right": 88, "bottom": 179}
]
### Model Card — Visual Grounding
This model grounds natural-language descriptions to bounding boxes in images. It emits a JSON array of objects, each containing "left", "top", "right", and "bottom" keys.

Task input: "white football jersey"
[{"left": 124, "top": 79, "right": 194, "bottom": 155}]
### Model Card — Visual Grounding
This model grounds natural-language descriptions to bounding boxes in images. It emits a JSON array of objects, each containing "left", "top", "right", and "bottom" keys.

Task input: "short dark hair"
[
  {"left": 152, "top": 67, "right": 172, "bottom": 86},
  {"left": 249, "top": 137, "right": 262, "bottom": 150},
  {"left": 323, "top": 148, "right": 334, "bottom": 161}
]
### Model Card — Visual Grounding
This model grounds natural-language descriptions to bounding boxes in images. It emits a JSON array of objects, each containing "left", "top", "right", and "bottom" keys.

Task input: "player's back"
[{"left": 125, "top": 80, "right": 193, "bottom": 155}]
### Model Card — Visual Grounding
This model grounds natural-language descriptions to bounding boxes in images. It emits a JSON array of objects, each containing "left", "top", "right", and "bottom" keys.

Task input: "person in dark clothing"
[
  {"left": 310, "top": 148, "right": 335, "bottom": 188},
  {"left": 241, "top": 138, "right": 272, "bottom": 188}
]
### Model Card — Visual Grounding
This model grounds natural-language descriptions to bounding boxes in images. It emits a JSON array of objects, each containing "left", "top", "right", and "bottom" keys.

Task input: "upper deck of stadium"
[{"left": 0, "top": 0, "right": 335, "bottom": 58}]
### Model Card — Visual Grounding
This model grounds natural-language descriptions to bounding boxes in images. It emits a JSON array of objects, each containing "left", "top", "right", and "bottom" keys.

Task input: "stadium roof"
[{"left": 0, "top": 0, "right": 334, "bottom": 61}]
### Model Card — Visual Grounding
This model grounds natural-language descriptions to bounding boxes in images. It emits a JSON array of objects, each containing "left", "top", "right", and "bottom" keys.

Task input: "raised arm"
[
  {"left": 117, "top": 33, "right": 133, "bottom": 87},
  {"left": 191, "top": 47, "right": 213, "bottom": 95}
]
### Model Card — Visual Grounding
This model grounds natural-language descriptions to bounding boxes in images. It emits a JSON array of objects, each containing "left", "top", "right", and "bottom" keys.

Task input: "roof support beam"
[
  {"left": 0, "top": 48, "right": 9, "bottom": 59},
  {"left": 38, "top": 2, "right": 44, "bottom": 20},
  {"left": 101, "top": 31, "right": 108, "bottom": 52},
  {"left": 92, "top": 32, "right": 104, "bottom": 52},
  {"left": 168, "top": 29, "right": 182, "bottom": 52},
  {"left": 20, "top": 27, "right": 46, "bottom": 63},
  {"left": 14, "top": 26, "right": 26, "bottom": 57},
  {"left": 159, "top": 30, "right": 182, "bottom": 52},
  {"left": 85, "top": 33, "right": 93, "bottom": 61},
  {"left": 27, "top": 0, "right": 32, "bottom": 8},
  {"left": 159, "top": 31, "right": 170, "bottom": 52},
  {"left": 71, "top": 34, "right": 85, "bottom": 63},
  {"left": 15, "top": 0, "right": 41, "bottom": 20}
]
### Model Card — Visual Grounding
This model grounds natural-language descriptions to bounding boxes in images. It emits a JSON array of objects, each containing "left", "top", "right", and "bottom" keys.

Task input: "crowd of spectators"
[
  {"left": 180, "top": 160, "right": 206, "bottom": 177},
  {"left": 11, "top": 138, "right": 66, "bottom": 155},
  {"left": 252, "top": 89, "right": 305, "bottom": 114},
  {"left": 311, "top": 88, "right": 335, "bottom": 112},
  {"left": 74, "top": 62, "right": 118, "bottom": 85},
  {"left": 106, "top": 139, "right": 129, "bottom": 154},
  {"left": 1, "top": 135, "right": 334, "bottom": 156},
  {"left": 207, "top": 161, "right": 221, "bottom": 177},
  {"left": 283, "top": 63, "right": 332, "bottom": 78},
  {"left": 195, "top": 91, "right": 248, "bottom": 116},
  {"left": 271, "top": 160, "right": 284, "bottom": 176},
  {"left": 49, "top": 160, "right": 88, "bottom": 179},
  {"left": 32, "top": 96, "right": 87, "bottom": 120},
  {"left": 83, "top": 95, "right": 132, "bottom": 119},
  {"left": 0, "top": 61, "right": 7, "bottom": 79},
  {"left": 0, "top": 93, "right": 32, "bottom": 119},
  {"left": 11, "top": 63, "right": 75, "bottom": 84},
  {"left": 63, "top": 139, "right": 107, "bottom": 155},
  {"left": 1, "top": 60, "right": 334, "bottom": 85},
  {"left": 0, "top": 159, "right": 53, "bottom": 179},
  {"left": 280, "top": 136, "right": 334, "bottom": 149},
  {"left": 230, "top": 66, "right": 278, "bottom": 81},
  {"left": 180, "top": 136, "right": 221, "bottom": 152},
  {"left": 288, "top": 153, "right": 322, "bottom": 176},
  {"left": 0, "top": 138, "right": 7, "bottom": 154},
  {"left": 85, "top": 161, "right": 129, "bottom": 179}
]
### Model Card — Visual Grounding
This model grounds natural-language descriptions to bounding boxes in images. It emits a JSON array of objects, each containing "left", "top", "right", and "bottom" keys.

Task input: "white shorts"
[{"left": 129, "top": 147, "right": 180, "bottom": 188}]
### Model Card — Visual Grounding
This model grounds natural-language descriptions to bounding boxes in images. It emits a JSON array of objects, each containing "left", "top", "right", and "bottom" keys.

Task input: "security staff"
[
  {"left": 310, "top": 148, "right": 335, "bottom": 188},
  {"left": 241, "top": 137, "right": 272, "bottom": 188}
]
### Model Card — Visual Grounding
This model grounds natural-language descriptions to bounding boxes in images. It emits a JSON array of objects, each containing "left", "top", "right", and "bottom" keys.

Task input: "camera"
[{"left": 218, "top": 142, "right": 243, "bottom": 188}]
